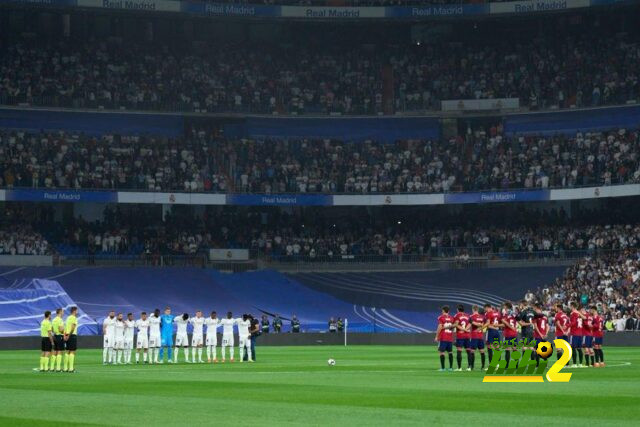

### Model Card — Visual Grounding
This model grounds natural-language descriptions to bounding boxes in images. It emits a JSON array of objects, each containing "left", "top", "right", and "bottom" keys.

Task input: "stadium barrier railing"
[{"left": 48, "top": 248, "right": 620, "bottom": 271}]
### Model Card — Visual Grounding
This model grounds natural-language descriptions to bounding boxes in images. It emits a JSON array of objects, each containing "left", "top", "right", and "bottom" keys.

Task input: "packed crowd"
[
  {"left": 0, "top": 227, "right": 50, "bottom": 256},
  {"left": 393, "top": 33, "right": 640, "bottom": 112},
  {"left": 244, "top": 224, "right": 640, "bottom": 260},
  {"left": 23, "top": 200, "right": 640, "bottom": 258},
  {"left": 0, "top": 205, "right": 52, "bottom": 255},
  {"left": 1, "top": 31, "right": 638, "bottom": 115},
  {"left": 526, "top": 250, "right": 640, "bottom": 332},
  {"left": 1, "top": 127, "right": 639, "bottom": 194}
]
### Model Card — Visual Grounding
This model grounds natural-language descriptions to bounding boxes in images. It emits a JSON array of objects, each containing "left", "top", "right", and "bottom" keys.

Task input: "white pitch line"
[
  {"left": 442, "top": 361, "right": 632, "bottom": 372},
  {"left": 561, "top": 361, "right": 631, "bottom": 369},
  {"left": 59, "top": 368, "right": 432, "bottom": 375},
  {"left": 26, "top": 362, "right": 633, "bottom": 375}
]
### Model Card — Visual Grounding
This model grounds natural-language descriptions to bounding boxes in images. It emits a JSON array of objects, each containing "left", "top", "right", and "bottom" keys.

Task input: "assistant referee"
[
  {"left": 39, "top": 311, "right": 54, "bottom": 372},
  {"left": 51, "top": 308, "right": 65, "bottom": 372},
  {"left": 63, "top": 306, "right": 78, "bottom": 373}
]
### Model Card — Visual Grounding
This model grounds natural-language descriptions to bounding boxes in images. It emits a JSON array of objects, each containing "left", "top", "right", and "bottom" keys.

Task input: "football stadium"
[{"left": 1, "top": 0, "right": 640, "bottom": 425}]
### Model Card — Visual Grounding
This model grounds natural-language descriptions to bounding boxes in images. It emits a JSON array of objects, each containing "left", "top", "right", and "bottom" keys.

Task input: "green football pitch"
[{"left": 0, "top": 346, "right": 638, "bottom": 426}]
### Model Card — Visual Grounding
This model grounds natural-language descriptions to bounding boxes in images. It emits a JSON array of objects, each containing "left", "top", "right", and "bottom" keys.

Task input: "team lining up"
[{"left": 102, "top": 308, "right": 255, "bottom": 364}]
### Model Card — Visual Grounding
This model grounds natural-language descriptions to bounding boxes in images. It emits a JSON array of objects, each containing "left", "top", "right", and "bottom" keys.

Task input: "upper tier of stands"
[{"left": 1, "top": 27, "right": 638, "bottom": 115}]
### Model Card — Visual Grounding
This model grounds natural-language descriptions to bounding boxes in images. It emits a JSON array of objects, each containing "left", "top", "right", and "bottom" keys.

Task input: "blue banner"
[
  {"left": 444, "top": 190, "right": 550, "bottom": 204},
  {"left": 226, "top": 194, "right": 333, "bottom": 206},
  {"left": 387, "top": 4, "right": 487, "bottom": 18},
  {"left": 5, "top": 189, "right": 118, "bottom": 203},
  {"left": 504, "top": 105, "right": 640, "bottom": 136},
  {"left": 0, "top": 108, "right": 184, "bottom": 137},
  {"left": 0, "top": 0, "right": 77, "bottom": 5},
  {"left": 229, "top": 116, "right": 440, "bottom": 143}
]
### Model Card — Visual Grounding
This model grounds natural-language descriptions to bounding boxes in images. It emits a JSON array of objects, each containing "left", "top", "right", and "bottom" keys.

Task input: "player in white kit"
[
  {"left": 124, "top": 313, "right": 135, "bottom": 364},
  {"left": 148, "top": 309, "right": 161, "bottom": 363},
  {"left": 174, "top": 313, "right": 190, "bottom": 363},
  {"left": 102, "top": 311, "right": 116, "bottom": 364},
  {"left": 189, "top": 311, "right": 205, "bottom": 363},
  {"left": 220, "top": 311, "right": 236, "bottom": 362},
  {"left": 237, "top": 314, "right": 253, "bottom": 363},
  {"left": 135, "top": 312, "right": 150, "bottom": 364},
  {"left": 204, "top": 311, "right": 220, "bottom": 363},
  {"left": 114, "top": 313, "right": 125, "bottom": 364}
]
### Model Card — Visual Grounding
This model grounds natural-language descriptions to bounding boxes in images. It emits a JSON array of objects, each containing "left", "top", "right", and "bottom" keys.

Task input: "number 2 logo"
[{"left": 546, "top": 339, "right": 572, "bottom": 382}]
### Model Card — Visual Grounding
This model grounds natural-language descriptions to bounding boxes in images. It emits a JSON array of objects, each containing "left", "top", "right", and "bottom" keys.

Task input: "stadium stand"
[
  {"left": 1, "top": 21, "right": 638, "bottom": 114},
  {"left": 1, "top": 128, "right": 638, "bottom": 193},
  {"left": 525, "top": 249, "right": 640, "bottom": 327},
  {"left": 0, "top": 1, "right": 639, "bottom": 340}
]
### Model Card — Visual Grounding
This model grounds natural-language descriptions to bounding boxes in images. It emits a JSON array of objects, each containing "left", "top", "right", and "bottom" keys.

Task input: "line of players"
[
  {"left": 102, "top": 307, "right": 255, "bottom": 365},
  {"left": 435, "top": 300, "right": 605, "bottom": 371}
]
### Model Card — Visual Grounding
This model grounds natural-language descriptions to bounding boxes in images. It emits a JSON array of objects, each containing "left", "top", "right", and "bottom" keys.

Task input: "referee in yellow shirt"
[
  {"left": 63, "top": 307, "right": 78, "bottom": 373},
  {"left": 51, "top": 308, "right": 65, "bottom": 372},
  {"left": 39, "top": 311, "right": 54, "bottom": 372}
]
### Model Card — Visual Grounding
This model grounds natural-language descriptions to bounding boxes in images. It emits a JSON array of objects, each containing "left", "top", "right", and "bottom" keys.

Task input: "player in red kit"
[
  {"left": 591, "top": 306, "right": 605, "bottom": 367},
  {"left": 533, "top": 303, "right": 549, "bottom": 367},
  {"left": 569, "top": 302, "right": 585, "bottom": 367},
  {"left": 453, "top": 304, "right": 472, "bottom": 371},
  {"left": 582, "top": 307, "right": 595, "bottom": 367},
  {"left": 435, "top": 305, "right": 455, "bottom": 371},
  {"left": 469, "top": 305, "right": 486, "bottom": 370},
  {"left": 501, "top": 302, "right": 518, "bottom": 367},
  {"left": 553, "top": 304, "right": 570, "bottom": 361},
  {"left": 484, "top": 303, "right": 502, "bottom": 364}
]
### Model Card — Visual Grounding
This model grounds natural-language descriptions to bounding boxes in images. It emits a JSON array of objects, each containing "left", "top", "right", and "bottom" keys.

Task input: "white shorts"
[
  {"left": 149, "top": 335, "right": 161, "bottom": 348},
  {"left": 191, "top": 334, "right": 203, "bottom": 347},
  {"left": 222, "top": 335, "right": 234, "bottom": 347},
  {"left": 175, "top": 334, "right": 189, "bottom": 347},
  {"left": 103, "top": 335, "right": 114, "bottom": 348},
  {"left": 206, "top": 334, "right": 218, "bottom": 346},
  {"left": 137, "top": 335, "right": 149, "bottom": 349},
  {"left": 239, "top": 336, "right": 250, "bottom": 348},
  {"left": 124, "top": 340, "right": 134, "bottom": 350},
  {"left": 114, "top": 339, "right": 124, "bottom": 350}
]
